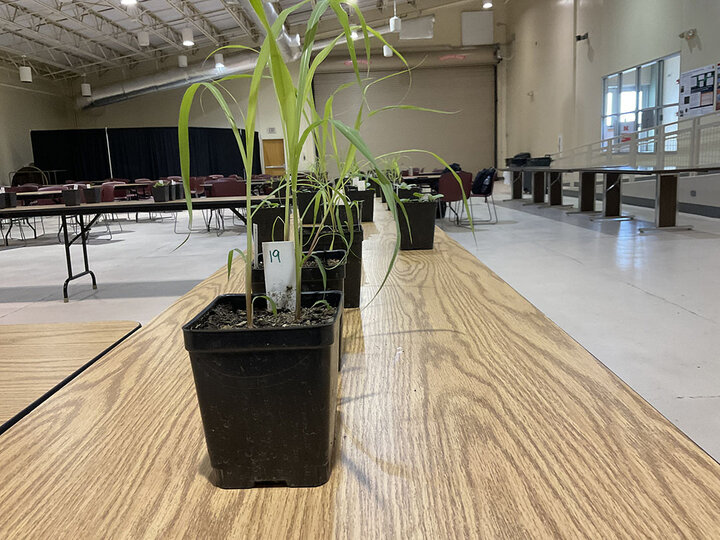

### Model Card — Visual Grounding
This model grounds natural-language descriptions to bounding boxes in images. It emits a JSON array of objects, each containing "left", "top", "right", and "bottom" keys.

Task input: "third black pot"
[
  {"left": 398, "top": 201, "right": 437, "bottom": 250},
  {"left": 345, "top": 188, "right": 375, "bottom": 222},
  {"left": 62, "top": 190, "right": 81, "bottom": 207},
  {"left": 83, "top": 186, "right": 102, "bottom": 204}
]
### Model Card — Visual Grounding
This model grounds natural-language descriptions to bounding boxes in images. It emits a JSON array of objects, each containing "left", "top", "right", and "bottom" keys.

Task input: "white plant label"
[
  {"left": 252, "top": 223, "right": 259, "bottom": 268},
  {"left": 353, "top": 178, "right": 366, "bottom": 191},
  {"left": 262, "top": 240, "right": 296, "bottom": 312}
]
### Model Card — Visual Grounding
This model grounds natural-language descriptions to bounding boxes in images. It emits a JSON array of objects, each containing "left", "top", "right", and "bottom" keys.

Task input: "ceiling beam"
[
  {"left": 163, "top": 0, "right": 225, "bottom": 46},
  {"left": 0, "top": 2, "right": 126, "bottom": 67},
  {"left": 93, "top": 0, "right": 184, "bottom": 52},
  {"left": 218, "top": 0, "right": 261, "bottom": 42}
]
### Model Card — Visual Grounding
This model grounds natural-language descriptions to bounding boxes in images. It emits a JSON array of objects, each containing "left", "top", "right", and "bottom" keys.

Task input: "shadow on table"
[{"left": 0, "top": 279, "right": 203, "bottom": 302}]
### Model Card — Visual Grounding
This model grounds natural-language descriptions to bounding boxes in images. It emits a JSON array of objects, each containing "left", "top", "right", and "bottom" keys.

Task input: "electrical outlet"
[{"left": 690, "top": 190, "right": 697, "bottom": 197}]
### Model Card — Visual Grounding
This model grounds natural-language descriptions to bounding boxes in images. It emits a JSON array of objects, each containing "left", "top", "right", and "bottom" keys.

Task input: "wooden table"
[
  {"left": 1, "top": 208, "right": 720, "bottom": 537},
  {"left": 0, "top": 321, "right": 140, "bottom": 435},
  {"left": 0, "top": 196, "right": 274, "bottom": 300}
]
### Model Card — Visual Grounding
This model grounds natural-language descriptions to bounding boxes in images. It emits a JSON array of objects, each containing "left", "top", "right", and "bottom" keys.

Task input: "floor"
[{"left": 1, "top": 190, "right": 719, "bottom": 462}]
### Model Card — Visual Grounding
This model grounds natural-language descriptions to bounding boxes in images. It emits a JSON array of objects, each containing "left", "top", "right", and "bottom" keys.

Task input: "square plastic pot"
[
  {"left": 62, "top": 190, "right": 81, "bottom": 206},
  {"left": 152, "top": 185, "right": 170, "bottom": 202},
  {"left": 182, "top": 291, "right": 343, "bottom": 489},
  {"left": 0, "top": 192, "right": 17, "bottom": 208},
  {"left": 303, "top": 225, "right": 363, "bottom": 308},
  {"left": 345, "top": 188, "right": 375, "bottom": 222},
  {"left": 251, "top": 249, "right": 346, "bottom": 296},
  {"left": 399, "top": 201, "right": 437, "bottom": 250},
  {"left": 83, "top": 186, "right": 102, "bottom": 204},
  {"left": 253, "top": 206, "right": 286, "bottom": 251}
]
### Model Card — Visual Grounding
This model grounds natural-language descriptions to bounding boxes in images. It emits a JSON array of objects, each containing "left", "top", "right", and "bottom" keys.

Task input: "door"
[{"left": 262, "top": 139, "right": 286, "bottom": 176}]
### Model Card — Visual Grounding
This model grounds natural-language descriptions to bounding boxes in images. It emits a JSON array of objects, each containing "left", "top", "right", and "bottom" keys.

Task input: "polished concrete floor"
[{"left": 1, "top": 190, "right": 719, "bottom": 462}]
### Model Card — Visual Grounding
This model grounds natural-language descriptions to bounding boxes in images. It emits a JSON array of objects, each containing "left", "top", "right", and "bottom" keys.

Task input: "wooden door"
[{"left": 262, "top": 139, "right": 286, "bottom": 176}]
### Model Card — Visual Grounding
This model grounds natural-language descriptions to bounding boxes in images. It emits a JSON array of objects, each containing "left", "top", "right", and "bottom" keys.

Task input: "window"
[{"left": 602, "top": 53, "right": 680, "bottom": 152}]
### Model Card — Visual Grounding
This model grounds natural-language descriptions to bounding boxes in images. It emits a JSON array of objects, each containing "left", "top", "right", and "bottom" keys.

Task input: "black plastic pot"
[
  {"left": 332, "top": 202, "right": 362, "bottom": 229},
  {"left": 399, "top": 201, "right": 437, "bottom": 250},
  {"left": 251, "top": 249, "right": 346, "bottom": 296},
  {"left": 397, "top": 186, "right": 422, "bottom": 201},
  {"left": 62, "top": 189, "right": 81, "bottom": 206},
  {"left": 152, "top": 184, "right": 170, "bottom": 202},
  {"left": 182, "top": 291, "right": 342, "bottom": 489},
  {"left": 173, "top": 183, "right": 185, "bottom": 200},
  {"left": 345, "top": 188, "right": 375, "bottom": 222},
  {"left": 253, "top": 205, "right": 286, "bottom": 250},
  {"left": 83, "top": 186, "right": 102, "bottom": 204},
  {"left": 0, "top": 192, "right": 17, "bottom": 208},
  {"left": 304, "top": 225, "right": 362, "bottom": 308},
  {"left": 296, "top": 189, "right": 321, "bottom": 225}
]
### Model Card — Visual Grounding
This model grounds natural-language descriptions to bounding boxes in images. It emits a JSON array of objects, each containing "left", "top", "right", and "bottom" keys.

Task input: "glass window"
[{"left": 602, "top": 53, "right": 680, "bottom": 153}]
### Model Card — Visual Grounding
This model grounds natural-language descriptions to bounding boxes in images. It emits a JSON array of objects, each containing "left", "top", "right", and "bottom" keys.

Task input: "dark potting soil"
[{"left": 193, "top": 301, "right": 337, "bottom": 330}]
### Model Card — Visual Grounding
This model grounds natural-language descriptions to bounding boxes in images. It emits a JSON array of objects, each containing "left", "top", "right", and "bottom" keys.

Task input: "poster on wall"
[
  {"left": 679, "top": 64, "right": 715, "bottom": 118},
  {"left": 716, "top": 63, "right": 720, "bottom": 111}
]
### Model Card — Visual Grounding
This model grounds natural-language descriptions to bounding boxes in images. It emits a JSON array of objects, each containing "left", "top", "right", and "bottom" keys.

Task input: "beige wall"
[
  {"left": 499, "top": 0, "right": 720, "bottom": 159},
  {"left": 314, "top": 66, "right": 495, "bottom": 178},
  {"left": 0, "top": 71, "right": 74, "bottom": 185}
]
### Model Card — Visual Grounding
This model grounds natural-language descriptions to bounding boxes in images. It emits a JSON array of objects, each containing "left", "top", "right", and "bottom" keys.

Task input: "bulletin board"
[{"left": 679, "top": 64, "right": 716, "bottom": 118}]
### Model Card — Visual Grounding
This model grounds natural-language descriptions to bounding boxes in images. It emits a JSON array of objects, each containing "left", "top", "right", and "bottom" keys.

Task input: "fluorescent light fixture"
[
  {"left": 483, "top": 1, "right": 493, "bottom": 8},
  {"left": 383, "top": 45, "right": 393, "bottom": 58},
  {"left": 137, "top": 30, "right": 150, "bottom": 47},
  {"left": 121, "top": 0, "right": 137, "bottom": 6},
  {"left": 181, "top": 27, "right": 194, "bottom": 47},
  {"left": 214, "top": 53, "right": 225, "bottom": 69},
  {"left": 19, "top": 66, "right": 32, "bottom": 83},
  {"left": 81, "top": 82, "right": 92, "bottom": 97},
  {"left": 178, "top": 54, "right": 188, "bottom": 68}
]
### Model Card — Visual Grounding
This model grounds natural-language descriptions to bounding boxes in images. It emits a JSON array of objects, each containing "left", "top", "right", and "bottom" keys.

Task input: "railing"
[{"left": 550, "top": 111, "right": 720, "bottom": 170}]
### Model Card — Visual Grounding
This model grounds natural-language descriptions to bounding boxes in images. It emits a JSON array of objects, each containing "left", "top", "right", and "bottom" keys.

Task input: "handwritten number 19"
[{"left": 269, "top": 249, "right": 281, "bottom": 263}]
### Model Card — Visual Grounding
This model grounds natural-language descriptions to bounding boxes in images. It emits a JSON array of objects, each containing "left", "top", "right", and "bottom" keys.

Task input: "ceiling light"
[
  {"left": 483, "top": 1, "right": 493, "bottom": 8},
  {"left": 181, "top": 27, "right": 194, "bottom": 47},
  {"left": 19, "top": 66, "right": 32, "bottom": 83},
  {"left": 178, "top": 54, "right": 188, "bottom": 68},
  {"left": 121, "top": 0, "right": 137, "bottom": 6},
  {"left": 351, "top": 30, "right": 359, "bottom": 41},
  {"left": 137, "top": 30, "right": 150, "bottom": 47},
  {"left": 214, "top": 53, "right": 225, "bottom": 69},
  {"left": 81, "top": 82, "right": 92, "bottom": 97},
  {"left": 390, "top": 0, "right": 401, "bottom": 33},
  {"left": 383, "top": 45, "right": 393, "bottom": 58}
]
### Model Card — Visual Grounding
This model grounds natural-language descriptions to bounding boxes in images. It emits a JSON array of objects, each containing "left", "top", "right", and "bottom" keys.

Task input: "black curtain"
[
  {"left": 31, "top": 129, "right": 110, "bottom": 183},
  {"left": 108, "top": 126, "right": 262, "bottom": 180},
  {"left": 32, "top": 127, "right": 262, "bottom": 183}
]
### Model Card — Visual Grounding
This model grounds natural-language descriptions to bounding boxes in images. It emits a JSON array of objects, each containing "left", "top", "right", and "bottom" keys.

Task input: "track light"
[
  {"left": 81, "top": 82, "right": 92, "bottom": 97},
  {"left": 389, "top": 0, "right": 401, "bottom": 33},
  {"left": 214, "top": 53, "right": 225, "bottom": 69},
  {"left": 181, "top": 27, "right": 194, "bottom": 47},
  {"left": 137, "top": 30, "right": 150, "bottom": 47},
  {"left": 121, "top": 0, "right": 137, "bottom": 6},
  {"left": 178, "top": 54, "right": 188, "bottom": 68},
  {"left": 483, "top": 1, "right": 493, "bottom": 8}
]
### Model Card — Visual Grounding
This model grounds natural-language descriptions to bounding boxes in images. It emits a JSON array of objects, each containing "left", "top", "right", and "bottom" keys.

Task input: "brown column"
[
  {"left": 532, "top": 171, "right": 545, "bottom": 204},
  {"left": 603, "top": 172, "right": 622, "bottom": 217},
  {"left": 548, "top": 172, "right": 563, "bottom": 205},
  {"left": 656, "top": 174, "right": 678, "bottom": 227},
  {"left": 579, "top": 172, "right": 596, "bottom": 212}
]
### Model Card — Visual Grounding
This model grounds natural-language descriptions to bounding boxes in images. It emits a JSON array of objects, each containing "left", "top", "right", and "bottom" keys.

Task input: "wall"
[
  {"left": 499, "top": 0, "right": 720, "bottom": 159},
  {"left": 0, "top": 70, "right": 74, "bottom": 185},
  {"left": 75, "top": 69, "right": 315, "bottom": 173},
  {"left": 314, "top": 65, "right": 495, "bottom": 178}
]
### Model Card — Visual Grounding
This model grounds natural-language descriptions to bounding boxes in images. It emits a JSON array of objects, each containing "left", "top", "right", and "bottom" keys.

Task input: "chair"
[
  {"left": 469, "top": 169, "right": 498, "bottom": 224},
  {"left": 436, "top": 171, "right": 472, "bottom": 225},
  {"left": 205, "top": 179, "right": 246, "bottom": 234}
]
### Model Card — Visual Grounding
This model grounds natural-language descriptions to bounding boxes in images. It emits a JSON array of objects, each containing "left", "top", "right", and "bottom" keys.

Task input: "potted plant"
[
  {"left": 345, "top": 178, "right": 375, "bottom": 222},
  {"left": 83, "top": 185, "right": 103, "bottom": 204},
  {"left": 178, "top": 0, "right": 469, "bottom": 489},
  {"left": 398, "top": 193, "right": 444, "bottom": 250},
  {"left": 62, "top": 186, "right": 82, "bottom": 206},
  {"left": 0, "top": 190, "right": 17, "bottom": 208},
  {"left": 152, "top": 181, "right": 170, "bottom": 202},
  {"left": 252, "top": 199, "right": 286, "bottom": 252}
]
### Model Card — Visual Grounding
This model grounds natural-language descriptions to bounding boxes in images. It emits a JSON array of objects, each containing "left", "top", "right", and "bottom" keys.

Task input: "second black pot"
[
  {"left": 398, "top": 201, "right": 437, "bottom": 250},
  {"left": 62, "top": 190, "right": 81, "bottom": 206},
  {"left": 251, "top": 249, "right": 346, "bottom": 296},
  {"left": 252, "top": 205, "right": 286, "bottom": 251},
  {"left": 83, "top": 186, "right": 102, "bottom": 204},
  {"left": 303, "top": 225, "right": 363, "bottom": 309},
  {"left": 0, "top": 192, "right": 18, "bottom": 208},
  {"left": 345, "top": 188, "right": 375, "bottom": 222}
]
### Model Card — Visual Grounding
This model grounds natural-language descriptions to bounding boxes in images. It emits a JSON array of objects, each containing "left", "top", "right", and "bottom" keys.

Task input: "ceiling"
[{"left": 0, "top": 0, "right": 496, "bottom": 81}]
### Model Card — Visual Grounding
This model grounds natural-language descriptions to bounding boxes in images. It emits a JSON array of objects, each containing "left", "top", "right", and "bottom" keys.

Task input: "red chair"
[
  {"left": 206, "top": 179, "right": 246, "bottom": 197},
  {"left": 189, "top": 176, "right": 207, "bottom": 197},
  {"left": 208, "top": 174, "right": 223, "bottom": 180},
  {"left": 437, "top": 171, "right": 472, "bottom": 225},
  {"left": 101, "top": 181, "right": 130, "bottom": 202}
]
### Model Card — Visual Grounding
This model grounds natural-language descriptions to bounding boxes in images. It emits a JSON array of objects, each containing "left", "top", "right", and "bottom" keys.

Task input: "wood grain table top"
[
  {"left": 0, "top": 321, "right": 140, "bottom": 431},
  {"left": 1, "top": 210, "right": 720, "bottom": 537}
]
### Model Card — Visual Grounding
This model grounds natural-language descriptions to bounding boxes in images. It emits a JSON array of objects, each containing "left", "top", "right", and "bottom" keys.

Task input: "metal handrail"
[{"left": 550, "top": 110, "right": 720, "bottom": 170}]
